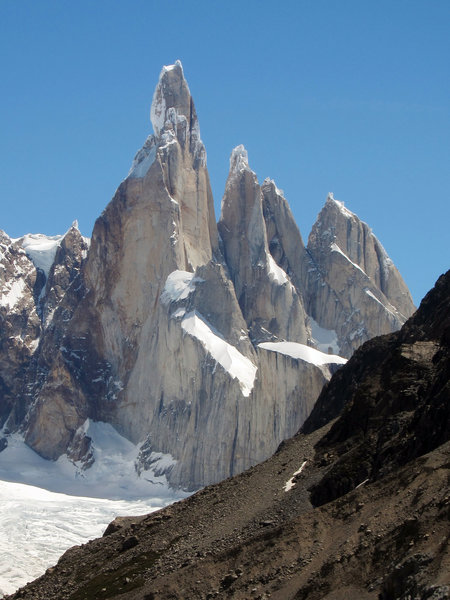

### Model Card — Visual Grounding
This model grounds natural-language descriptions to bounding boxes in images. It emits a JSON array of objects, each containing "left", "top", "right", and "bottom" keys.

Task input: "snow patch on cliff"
[
  {"left": 0, "top": 278, "right": 26, "bottom": 309},
  {"left": 284, "top": 460, "right": 307, "bottom": 492},
  {"left": 258, "top": 341, "right": 347, "bottom": 366},
  {"left": 267, "top": 254, "right": 290, "bottom": 285},
  {"left": 151, "top": 75, "right": 167, "bottom": 136},
  {"left": 128, "top": 134, "right": 157, "bottom": 179},
  {"left": 161, "top": 270, "right": 203, "bottom": 304},
  {"left": 330, "top": 243, "right": 367, "bottom": 276},
  {"left": 18, "top": 234, "right": 63, "bottom": 276},
  {"left": 365, "top": 288, "right": 396, "bottom": 317},
  {"left": 181, "top": 311, "right": 257, "bottom": 397}
]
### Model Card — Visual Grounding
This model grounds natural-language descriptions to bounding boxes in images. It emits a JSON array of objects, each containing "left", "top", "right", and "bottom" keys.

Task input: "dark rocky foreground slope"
[{"left": 8, "top": 271, "right": 449, "bottom": 600}]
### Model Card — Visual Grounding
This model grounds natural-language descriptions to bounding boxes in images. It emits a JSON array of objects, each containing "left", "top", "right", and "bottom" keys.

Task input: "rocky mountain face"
[
  {"left": 304, "top": 193, "right": 416, "bottom": 357},
  {"left": 218, "top": 146, "right": 309, "bottom": 345},
  {"left": 0, "top": 61, "right": 415, "bottom": 490},
  {"left": 7, "top": 270, "right": 448, "bottom": 600},
  {"left": 0, "top": 225, "right": 88, "bottom": 434}
]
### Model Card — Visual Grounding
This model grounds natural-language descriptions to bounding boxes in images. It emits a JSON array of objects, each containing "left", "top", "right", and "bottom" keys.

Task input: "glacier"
[{"left": 0, "top": 424, "right": 188, "bottom": 595}]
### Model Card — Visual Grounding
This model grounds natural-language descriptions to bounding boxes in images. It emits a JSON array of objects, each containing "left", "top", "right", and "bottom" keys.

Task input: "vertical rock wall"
[{"left": 0, "top": 63, "right": 416, "bottom": 490}]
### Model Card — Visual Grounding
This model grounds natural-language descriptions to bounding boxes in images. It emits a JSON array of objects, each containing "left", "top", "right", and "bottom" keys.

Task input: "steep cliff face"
[
  {"left": 0, "top": 225, "right": 88, "bottom": 435},
  {"left": 305, "top": 193, "right": 415, "bottom": 357},
  {"left": 82, "top": 60, "right": 219, "bottom": 386},
  {"left": 0, "top": 231, "right": 42, "bottom": 430},
  {"left": 261, "top": 178, "right": 310, "bottom": 296},
  {"left": 0, "top": 62, "right": 416, "bottom": 491},
  {"left": 22, "top": 61, "right": 222, "bottom": 469},
  {"left": 15, "top": 225, "right": 90, "bottom": 460},
  {"left": 8, "top": 63, "right": 345, "bottom": 490},
  {"left": 218, "top": 146, "right": 309, "bottom": 345}
]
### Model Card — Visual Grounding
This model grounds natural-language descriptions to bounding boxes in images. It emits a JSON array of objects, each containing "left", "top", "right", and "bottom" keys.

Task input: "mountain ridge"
[{"left": 0, "top": 61, "right": 415, "bottom": 491}]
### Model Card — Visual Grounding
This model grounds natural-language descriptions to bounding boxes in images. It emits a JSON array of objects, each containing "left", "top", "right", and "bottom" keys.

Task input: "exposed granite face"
[
  {"left": 0, "top": 63, "right": 417, "bottom": 492},
  {"left": 5, "top": 66, "right": 337, "bottom": 489},
  {"left": 40, "top": 224, "right": 89, "bottom": 326},
  {"left": 261, "top": 177, "right": 310, "bottom": 296},
  {"left": 19, "top": 61, "right": 222, "bottom": 473},
  {"left": 304, "top": 193, "right": 416, "bottom": 357},
  {"left": 218, "top": 146, "right": 310, "bottom": 345},
  {"left": 19, "top": 226, "right": 90, "bottom": 458}
]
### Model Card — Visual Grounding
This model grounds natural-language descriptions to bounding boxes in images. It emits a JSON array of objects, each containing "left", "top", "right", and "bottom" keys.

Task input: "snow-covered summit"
[
  {"left": 150, "top": 59, "right": 190, "bottom": 137},
  {"left": 13, "top": 221, "right": 87, "bottom": 277},
  {"left": 262, "top": 177, "right": 284, "bottom": 197},
  {"left": 126, "top": 60, "right": 206, "bottom": 177},
  {"left": 162, "top": 59, "right": 183, "bottom": 74},
  {"left": 16, "top": 233, "right": 64, "bottom": 277},
  {"left": 326, "top": 192, "right": 354, "bottom": 220},
  {"left": 229, "top": 144, "right": 253, "bottom": 175}
]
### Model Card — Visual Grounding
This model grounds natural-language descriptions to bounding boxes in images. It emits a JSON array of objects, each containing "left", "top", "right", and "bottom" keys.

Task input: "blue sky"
[{"left": 0, "top": 0, "right": 448, "bottom": 305}]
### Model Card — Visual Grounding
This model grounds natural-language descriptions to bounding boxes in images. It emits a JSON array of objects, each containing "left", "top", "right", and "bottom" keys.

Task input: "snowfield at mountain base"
[
  {"left": 0, "top": 424, "right": 188, "bottom": 595},
  {"left": 0, "top": 479, "right": 174, "bottom": 596}
]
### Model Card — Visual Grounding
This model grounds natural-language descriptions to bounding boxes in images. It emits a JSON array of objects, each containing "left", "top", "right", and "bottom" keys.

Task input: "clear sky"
[{"left": 0, "top": 0, "right": 448, "bottom": 305}]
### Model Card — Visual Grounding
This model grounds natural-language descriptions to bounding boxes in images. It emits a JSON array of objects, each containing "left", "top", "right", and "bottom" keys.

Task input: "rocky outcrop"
[
  {"left": 304, "top": 193, "right": 415, "bottom": 356},
  {"left": 303, "top": 269, "right": 450, "bottom": 507},
  {"left": 0, "top": 225, "right": 88, "bottom": 435},
  {"left": 261, "top": 177, "right": 310, "bottom": 296},
  {"left": 0, "top": 231, "right": 42, "bottom": 429},
  {"left": 8, "top": 271, "right": 448, "bottom": 600},
  {"left": 259, "top": 185, "right": 416, "bottom": 359},
  {"left": 218, "top": 146, "right": 309, "bottom": 344},
  {"left": 39, "top": 222, "right": 89, "bottom": 326}
]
